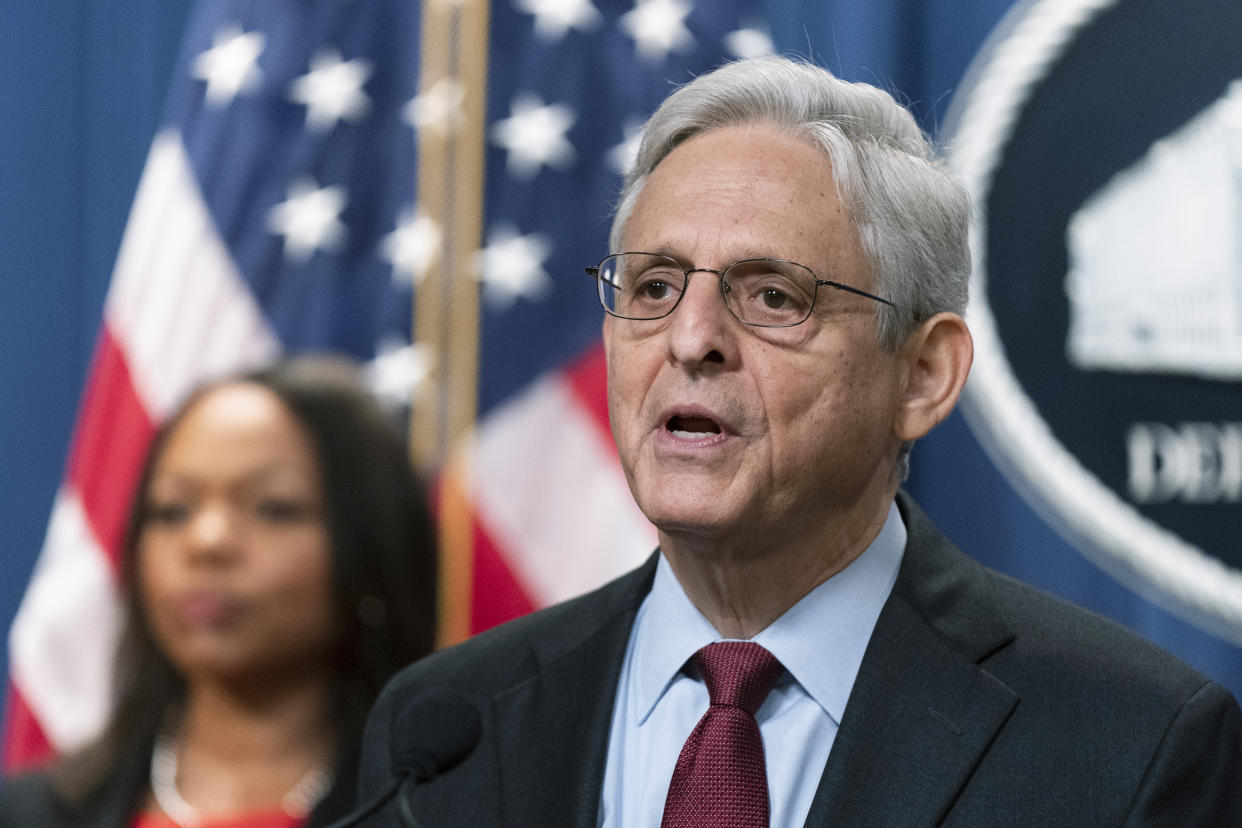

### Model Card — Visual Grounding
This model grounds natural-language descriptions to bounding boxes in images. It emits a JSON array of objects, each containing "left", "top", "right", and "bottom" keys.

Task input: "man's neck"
[{"left": 659, "top": 495, "right": 895, "bottom": 639}]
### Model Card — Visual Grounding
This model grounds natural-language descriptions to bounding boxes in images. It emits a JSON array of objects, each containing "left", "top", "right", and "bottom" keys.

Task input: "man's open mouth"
[{"left": 666, "top": 414, "right": 722, "bottom": 440}]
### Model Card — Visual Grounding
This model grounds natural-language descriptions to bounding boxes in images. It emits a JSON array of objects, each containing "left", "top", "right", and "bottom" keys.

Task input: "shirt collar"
[{"left": 630, "top": 501, "right": 906, "bottom": 726}]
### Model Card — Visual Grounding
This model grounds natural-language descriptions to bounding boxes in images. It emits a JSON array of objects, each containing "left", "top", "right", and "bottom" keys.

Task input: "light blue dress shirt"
[{"left": 597, "top": 503, "right": 906, "bottom": 828}]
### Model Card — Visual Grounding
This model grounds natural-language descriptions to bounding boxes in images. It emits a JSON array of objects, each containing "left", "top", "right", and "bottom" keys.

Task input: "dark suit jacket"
[
  {"left": 359, "top": 494, "right": 1242, "bottom": 826},
  {"left": 0, "top": 734, "right": 359, "bottom": 828}
]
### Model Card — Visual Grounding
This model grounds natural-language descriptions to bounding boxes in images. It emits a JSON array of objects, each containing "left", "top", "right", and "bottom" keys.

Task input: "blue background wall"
[{"left": 1, "top": 1, "right": 193, "bottom": 703}]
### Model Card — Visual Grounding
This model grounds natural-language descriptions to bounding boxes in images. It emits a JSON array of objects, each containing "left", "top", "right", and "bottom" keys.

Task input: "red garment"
[{"left": 131, "top": 808, "right": 305, "bottom": 828}]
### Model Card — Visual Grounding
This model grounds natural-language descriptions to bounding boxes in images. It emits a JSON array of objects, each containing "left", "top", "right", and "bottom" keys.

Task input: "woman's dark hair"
[{"left": 52, "top": 356, "right": 437, "bottom": 807}]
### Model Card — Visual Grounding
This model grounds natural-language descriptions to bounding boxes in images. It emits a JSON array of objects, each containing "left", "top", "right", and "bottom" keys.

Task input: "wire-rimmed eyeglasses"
[{"left": 585, "top": 252, "right": 895, "bottom": 328}]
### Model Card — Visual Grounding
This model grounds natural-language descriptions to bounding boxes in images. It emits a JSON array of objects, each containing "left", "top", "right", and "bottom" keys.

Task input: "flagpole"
[{"left": 412, "top": 0, "right": 489, "bottom": 649}]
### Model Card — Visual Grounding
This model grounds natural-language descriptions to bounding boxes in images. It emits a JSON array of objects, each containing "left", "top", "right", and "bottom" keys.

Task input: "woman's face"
[{"left": 138, "top": 382, "right": 337, "bottom": 686}]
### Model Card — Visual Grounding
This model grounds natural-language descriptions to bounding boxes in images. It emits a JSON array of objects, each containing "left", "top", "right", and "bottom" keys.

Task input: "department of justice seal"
[{"left": 945, "top": 0, "right": 1242, "bottom": 644}]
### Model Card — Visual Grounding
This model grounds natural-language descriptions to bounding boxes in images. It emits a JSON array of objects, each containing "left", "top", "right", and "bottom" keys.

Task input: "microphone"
[{"left": 324, "top": 688, "right": 482, "bottom": 828}]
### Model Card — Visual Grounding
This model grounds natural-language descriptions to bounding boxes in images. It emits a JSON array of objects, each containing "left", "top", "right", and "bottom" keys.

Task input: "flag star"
[
  {"left": 620, "top": 0, "right": 694, "bottom": 61},
  {"left": 192, "top": 24, "right": 266, "bottom": 106},
  {"left": 491, "top": 95, "right": 577, "bottom": 178},
  {"left": 725, "top": 27, "right": 774, "bottom": 59},
  {"left": 266, "top": 178, "right": 348, "bottom": 263},
  {"left": 608, "top": 118, "right": 646, "bottom": 176},
  {"left": 289, "top": 49, "right": 373, "bottom": 132},
  {"left": 405, "top": 79, "right": 466, "bottom": 136},
  {"left": 383, "top": 209, "right": 441, "bottom": 286},
  {"left": 366, "top": 340, "right": 435, "bottom": 407},
  {"left": 515, "top": 0, "right": 602, "bottom": 42},
  {"left": 476, "top": 227, "right": 553, "bottom": 308}
]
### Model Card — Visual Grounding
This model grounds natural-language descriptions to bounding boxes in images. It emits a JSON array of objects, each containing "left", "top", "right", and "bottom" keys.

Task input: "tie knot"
[{"left": 692, "top": 642, "right": 783, "bottom": 715}]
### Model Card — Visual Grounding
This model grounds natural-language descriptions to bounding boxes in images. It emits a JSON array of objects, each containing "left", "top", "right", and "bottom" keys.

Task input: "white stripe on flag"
[
  {"left": 470, "top": 373, "right": 656, "bottom": 606},
  {"left": 105, "top": 129, "right": 279, "bottom": 420},
  {"left": 9, "top": 489, "right": 122, "bottom": 753}
]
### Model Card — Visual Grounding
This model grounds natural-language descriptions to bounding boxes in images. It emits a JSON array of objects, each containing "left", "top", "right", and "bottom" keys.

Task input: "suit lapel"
[
  {"left": 805, "top": 495, "right": 1019, "bottom": 827},
  {"left": 804, "top": 599, "right": 1018, "bottom": 826},
  {"left": 491, "top": 555, "right": 657, "bottom": 828}
]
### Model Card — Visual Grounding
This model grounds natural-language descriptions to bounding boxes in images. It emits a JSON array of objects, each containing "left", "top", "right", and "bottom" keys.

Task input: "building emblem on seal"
[{"left": 945, "top": 0, "right": 1242, "bottom": 644}]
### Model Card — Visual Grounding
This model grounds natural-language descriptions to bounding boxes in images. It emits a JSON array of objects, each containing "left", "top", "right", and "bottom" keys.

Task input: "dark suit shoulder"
[
  {"left": 986, "top": 567, "right": 1213, "bottom": 698},
  {"left": 880, "top": 494, "right": 1242, "bottom": 825},
  {"left": 970, "top": 570, "right": 1242, "bottom": 823},
  {"left": 388, "top": 553, "right": 655, "bottom": 701},
  {"left": 897, "top": 492, "right": 1219, "bottom": 702}
]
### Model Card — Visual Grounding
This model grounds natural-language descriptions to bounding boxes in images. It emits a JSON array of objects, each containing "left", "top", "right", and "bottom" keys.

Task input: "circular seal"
[{"left": 945, "top": 0, "right": 1242, "bottom": 644}]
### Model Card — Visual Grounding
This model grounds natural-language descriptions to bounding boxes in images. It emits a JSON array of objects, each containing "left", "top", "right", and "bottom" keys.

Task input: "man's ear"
[{"left": 895, "top": 312, "right": 973, "bottom": 442}]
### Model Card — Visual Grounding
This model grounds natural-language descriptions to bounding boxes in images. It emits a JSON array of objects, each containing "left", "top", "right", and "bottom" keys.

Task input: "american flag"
[{"left": 3, "top": 0, "right": 786, "bottom": 770}]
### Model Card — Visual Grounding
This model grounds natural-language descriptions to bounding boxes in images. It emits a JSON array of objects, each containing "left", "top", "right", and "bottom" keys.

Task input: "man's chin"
[
  {"left": 646, "top": 503, "right": 744, "bottom": 544},
  {"left": 629, "top": 470, "right": 760, "bottom": 541}
]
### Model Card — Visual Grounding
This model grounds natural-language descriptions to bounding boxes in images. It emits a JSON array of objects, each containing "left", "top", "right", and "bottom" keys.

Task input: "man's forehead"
[
  {"left": 620, "top": 125, "right": 857, "bottom": 272},
  {"left": 629, "top": 127, "right": 833, "bottom": 205},
  {"left": 648, "top": 124, "right": 830, "bottom": 185}
]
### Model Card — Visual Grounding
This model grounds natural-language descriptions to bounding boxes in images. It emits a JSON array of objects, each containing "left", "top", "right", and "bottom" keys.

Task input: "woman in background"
[{"left": 0, "top": 357, "right": 437, "bottom": 827}]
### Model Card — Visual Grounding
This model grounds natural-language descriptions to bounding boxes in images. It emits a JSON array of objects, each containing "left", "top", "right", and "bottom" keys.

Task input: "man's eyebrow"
[{"left": 732, "top": 249, "right": 784, "bottom": 261}]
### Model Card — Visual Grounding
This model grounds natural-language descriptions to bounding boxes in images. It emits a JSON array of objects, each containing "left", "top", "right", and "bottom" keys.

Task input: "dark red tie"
[{"left": 661, "top": 641, "right": 784, "bottom": 828}]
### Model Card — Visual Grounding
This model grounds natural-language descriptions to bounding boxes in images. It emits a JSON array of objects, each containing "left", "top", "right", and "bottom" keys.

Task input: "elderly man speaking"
[{"left": 356, "top": 57, "right": 1242, "bottom": 826}]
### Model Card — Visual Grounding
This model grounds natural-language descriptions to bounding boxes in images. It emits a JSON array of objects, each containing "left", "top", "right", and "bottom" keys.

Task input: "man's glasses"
[{"left": 586, "top": 252, "right": 895, "bottom": 328}]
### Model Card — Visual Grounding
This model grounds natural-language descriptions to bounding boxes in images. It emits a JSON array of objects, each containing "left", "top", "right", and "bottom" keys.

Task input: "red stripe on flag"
[
  {"left": 66, "top": 329, "right": 157, "bottom": 569},
  {"left": 1, "top": 682, "right": 54, "bottom": 773},
  {"left": 470, "top": 516, "right": 536, "bottom": 635},
  {"left": 563, "top": 343, "right": 612, "bottom": 448}
]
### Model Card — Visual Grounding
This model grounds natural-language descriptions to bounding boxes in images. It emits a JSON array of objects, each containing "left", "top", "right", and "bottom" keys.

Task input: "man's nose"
[{"left": 666, "top": 270, "right": 735, "bottom": 368}]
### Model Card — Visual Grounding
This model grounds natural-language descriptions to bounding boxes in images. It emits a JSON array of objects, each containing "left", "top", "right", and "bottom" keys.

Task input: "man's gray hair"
[{"left": 610, "top": 56, "right": 970, "bottom": 352}]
